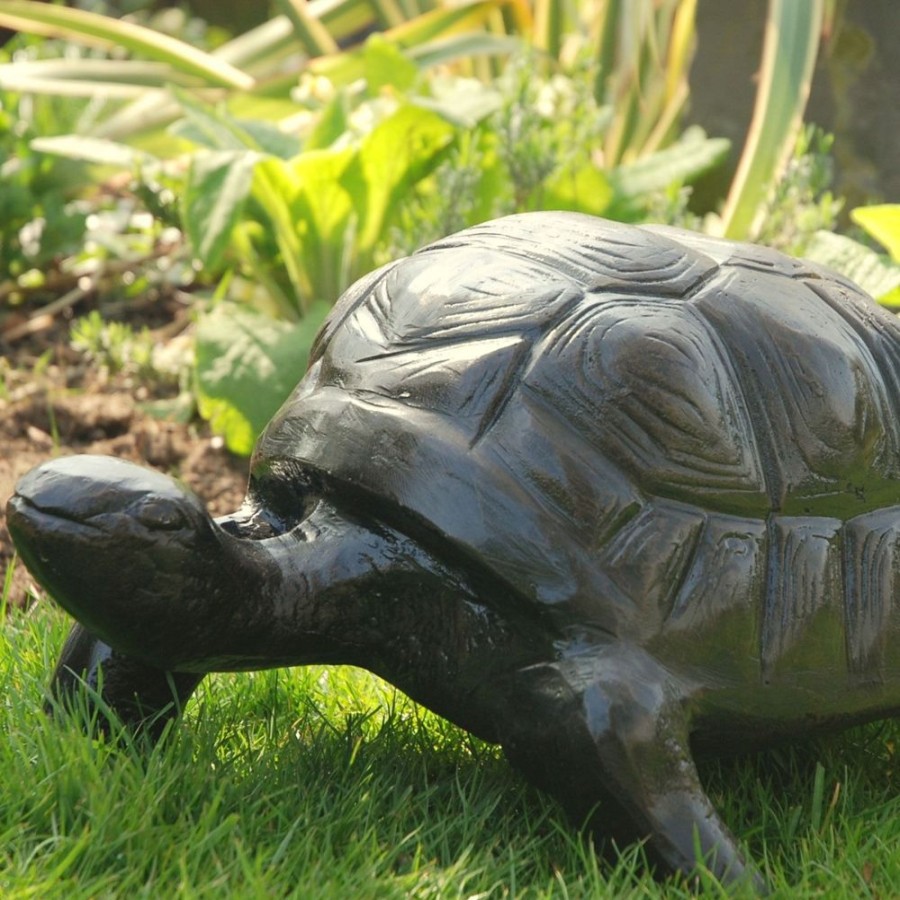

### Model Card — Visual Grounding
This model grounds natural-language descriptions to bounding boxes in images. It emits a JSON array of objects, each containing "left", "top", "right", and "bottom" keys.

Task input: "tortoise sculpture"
[{"left": 10, "top": 210, "right": 900, "bottom": 890}]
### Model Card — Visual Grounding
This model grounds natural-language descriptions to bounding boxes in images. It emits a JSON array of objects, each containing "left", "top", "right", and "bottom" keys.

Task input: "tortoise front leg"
[
  {"left": 49, "top": 621, "right": 203, "bottom": 741},
  {"left": 501, "top": 643, "right": 765, "bottom": 892}
]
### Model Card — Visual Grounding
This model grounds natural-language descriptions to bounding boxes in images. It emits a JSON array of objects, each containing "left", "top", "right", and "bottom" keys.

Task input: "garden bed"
[{"left": 1, "top": 298, "right": 247, "bottom": 609}]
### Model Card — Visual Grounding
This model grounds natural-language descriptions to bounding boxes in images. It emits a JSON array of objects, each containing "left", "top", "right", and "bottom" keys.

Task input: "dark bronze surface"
[{"left": 11, "top": 211, "right": 900, "bottom": 891}]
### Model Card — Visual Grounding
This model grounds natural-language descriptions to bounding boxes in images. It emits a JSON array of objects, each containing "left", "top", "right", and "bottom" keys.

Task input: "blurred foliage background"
[{"left": 1, "top": 0, "right": 898, "bottom": 454}]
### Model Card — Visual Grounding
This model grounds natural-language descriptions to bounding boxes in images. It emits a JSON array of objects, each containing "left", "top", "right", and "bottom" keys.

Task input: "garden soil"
[{"left": 0, "top": 302, "right": 248, "bottom": 610}]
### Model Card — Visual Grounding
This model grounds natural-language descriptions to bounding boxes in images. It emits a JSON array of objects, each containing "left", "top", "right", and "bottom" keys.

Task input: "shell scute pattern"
[
  {"left": 24, "top": 212, "right": 900, "bottom": 891},
  {"left": 842, "top": 508, "right": 900, "bottom": 678},
  {"left": 595, "top": 499, "right": 706, "bottom": 630},
  {"left": 666, "top": 514, "right": 766, "bottom": 636},
  {"left": 762, "top": 516, "right": 845, "bottom": 683},
  {"left": 484, "top": 393, "right": 642, "bottom": 550},
  {"left": 691, "top": 268, "right": 900, "bottom": 514},
  {"left": 259, "top": 213, "right": 900, "bottom": 684},
  {"left": 521, "top": 298, "right": 766, "bottom": 513}
]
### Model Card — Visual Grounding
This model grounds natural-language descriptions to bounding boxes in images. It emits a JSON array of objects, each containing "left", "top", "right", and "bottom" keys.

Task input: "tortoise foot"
[
  {"left": 502, "top": 642, "right": 767, "bottom": 893},
  {"left": 49, "top": 622, "right": 203, "bottom": 742}
]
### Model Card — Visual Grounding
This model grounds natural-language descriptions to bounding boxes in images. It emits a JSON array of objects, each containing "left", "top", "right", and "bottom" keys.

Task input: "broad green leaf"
[
  {"left": 253, "top": 155, "right": 302, "bottom": 202},
  {"left": 173, "top": 97, "right": 308, "bottom": 306},
  {"left": 804, "top": 230, "right": 900, "bottom": 305},
  {"left": 0, "top": 0, "right": 254, "bottom": 90},
  {"left": 304, "top": 92, "right": 352, "bottom": 151},
  {"left": 169, "top": 89, "right": 262, "bottom": 152},
  {"left": 880, "top": 287, "right": 900, "bottom": 309},
  {"left": 249, "top": 158, "right": 309, "bottom": 313},
  {"left": 233, "top": 120, "right": 300, "bottom": 160},
  {"left": 185, "top": 151, "right": 261, "bottom": 271},
  {"left": 851, "top": 205, "right": 900, "bottom": 264},
  {"left": 289, "top": 147, "right": 357, "bottom": 300},
  {"left": 416, "top": 75, "right": 502, "bottom": 128},
  {"left": 342, "top": 104, "right": 455, "bottom": 260},
  {"left": 611, "top": 130, "right": 730, "bottom": 198},
  {"left": 467, "top": 131, "right": 509, "bottom": 223},
  {"left": 718, "top": 0, "right": 823, "bottom": 239},
  {"left": 171, "top": 92, "right": 297, "bottom": 159},
  {"left": 542, "top": 164, "right": 613, "bottom": 216},
  {"left": 194, "top": 302, "right": 330, "bottom": 455},
  {"left": 364, "top": 34, "right": 418, "bottom": 95}
]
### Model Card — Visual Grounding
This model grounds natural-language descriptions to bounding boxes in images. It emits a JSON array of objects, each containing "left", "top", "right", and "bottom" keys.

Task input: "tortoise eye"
[{"left": 135, "top": 498, "right": 188, "bottom": 531}]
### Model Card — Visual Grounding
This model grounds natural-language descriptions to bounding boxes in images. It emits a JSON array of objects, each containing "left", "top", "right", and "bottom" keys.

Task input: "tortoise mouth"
[
  {"left": 6, "top": 493, "right": 104, "bottom": 557},
  {"left": 8, "top": 490, "right": 100, "bottom": 530}
]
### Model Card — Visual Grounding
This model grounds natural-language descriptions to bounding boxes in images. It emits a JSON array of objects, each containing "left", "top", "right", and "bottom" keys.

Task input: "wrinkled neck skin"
[{"left": 172, "top": 501, "right": 551, "bottom": 740}]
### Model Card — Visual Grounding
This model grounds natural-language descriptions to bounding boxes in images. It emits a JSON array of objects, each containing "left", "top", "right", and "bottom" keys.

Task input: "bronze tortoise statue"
[{"left": 10, "top": 211, "right": 900, "bottom": 890}]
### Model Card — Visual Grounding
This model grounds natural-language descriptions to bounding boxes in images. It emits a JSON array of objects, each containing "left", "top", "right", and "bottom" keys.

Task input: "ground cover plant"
[{"left": 3, "top": 1, "right": 900, "bottom": 896}]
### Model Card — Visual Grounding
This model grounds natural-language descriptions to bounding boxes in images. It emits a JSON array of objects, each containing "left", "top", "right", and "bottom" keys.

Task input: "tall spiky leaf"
[
  {"left": 716, "top": 0, "right": 823, "bottom": 239},
  {"left": 0, "top": 0, "right": 254, "bottom": 90}
]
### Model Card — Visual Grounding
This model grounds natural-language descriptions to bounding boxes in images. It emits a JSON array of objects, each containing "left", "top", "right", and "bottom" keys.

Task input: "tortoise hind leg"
[
  {"left": 500, "top": 642, "right": 766, "bottom": 892},
  {"left": 49, "top": 622, "right": 203, "bottom": 741}
]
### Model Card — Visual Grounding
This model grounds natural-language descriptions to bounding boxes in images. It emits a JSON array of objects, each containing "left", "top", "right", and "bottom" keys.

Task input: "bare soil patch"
[{"left": 1, "top": 300, "right": 248, "bottom": 609}]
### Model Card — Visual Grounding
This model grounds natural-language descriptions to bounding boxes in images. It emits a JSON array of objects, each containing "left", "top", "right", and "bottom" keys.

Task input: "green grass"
[{"left": 3, "top": 559, "right": 900, "bottom": 898}]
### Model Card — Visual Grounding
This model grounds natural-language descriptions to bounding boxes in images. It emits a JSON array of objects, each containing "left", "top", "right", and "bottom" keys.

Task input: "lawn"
[{"left": 3, "top": 559, "right": 900, "bottom": 898}]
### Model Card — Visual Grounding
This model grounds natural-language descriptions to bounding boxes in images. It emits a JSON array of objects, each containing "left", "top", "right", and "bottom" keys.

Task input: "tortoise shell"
[{"left": 254, "top": 212, "right": 900, "bottom": 679}]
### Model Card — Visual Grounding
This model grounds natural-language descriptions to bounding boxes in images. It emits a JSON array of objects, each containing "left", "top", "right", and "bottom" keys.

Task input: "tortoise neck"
[
  {"left": 235, "top": 502, "right": 551, "bottom": 741},
  {"left": 203, "top": 501, "right": 475, "bottom": 671}
]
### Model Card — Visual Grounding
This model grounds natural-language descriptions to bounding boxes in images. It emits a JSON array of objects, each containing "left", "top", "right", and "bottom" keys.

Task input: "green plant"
[
  {"left": 5, "top": 47, "right": 730, "bottom": 455},
  {"left": 797, "top": 197, "right": 900, "bottom": 310},
  {"left": 754, "top": 125, "right": 842, "bottom": 256},
  {"left": 0, "top": 44, "right": 89, "bottom": 284},
  {"left": 0, "top": 0, "right": 516, "bottom": 143},
  {"left": 193, "top": 302, "right": 329, "bottom": 456},
  {"left": 0, "top": 0, "right": 711, "bottom": 168},
  {"left": 576, "top": 0, "right": 700, "bottom": 166},
  {"left": 70, "top": 310, "right": 155, "bottom": 374},
  {"left": 385, "top": 53, "right": 729, "bottom": 259},
  {"left": 713, "top": 0, "right": 832, "bottom": 240},
  {"left": 852, "top": 204, "right": 900, "bottom": 264},
  {"left": 8, "top": 590, "right": 900, "bottom": 896}
]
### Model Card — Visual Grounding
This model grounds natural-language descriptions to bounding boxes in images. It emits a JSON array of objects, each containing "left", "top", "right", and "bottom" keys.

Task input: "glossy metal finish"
[{"left": 10, "top": 211, "right": 900, "bottom": 891}]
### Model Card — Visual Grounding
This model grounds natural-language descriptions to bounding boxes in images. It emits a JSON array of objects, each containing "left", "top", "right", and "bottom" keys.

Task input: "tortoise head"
[
  {"left": 6, "top": 454, "right": 466, "bottom": 675},
  {"left": 6, "top": 455, "right": 250, "bottom": 668}
]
